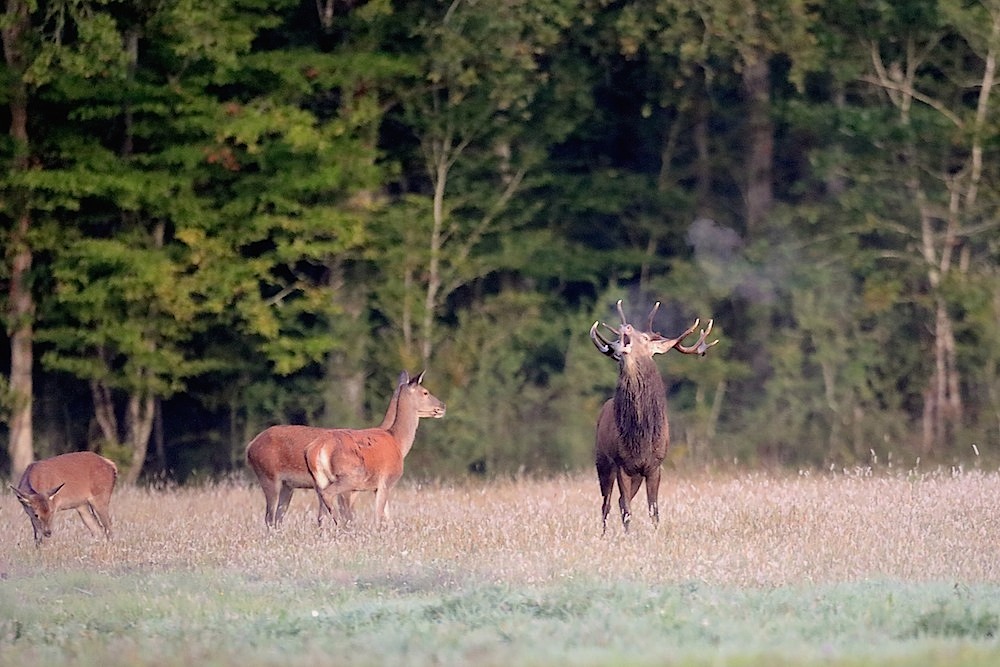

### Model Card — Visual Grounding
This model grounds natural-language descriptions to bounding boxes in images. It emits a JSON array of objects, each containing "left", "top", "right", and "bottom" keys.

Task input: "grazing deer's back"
[{"left": 20, "top": 452, "right": 117, "bottom": 497}]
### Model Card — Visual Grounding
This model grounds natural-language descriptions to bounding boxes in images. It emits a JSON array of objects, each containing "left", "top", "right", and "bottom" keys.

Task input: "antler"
[
  {"left": 674, "top": 319, "right": 719, "bottom": 356},
  {"left": 589, "top": 321, "right": 616, "bottom": 357},
  {"left": 646, "top": 302, "right": 660, "bottom": 332}
]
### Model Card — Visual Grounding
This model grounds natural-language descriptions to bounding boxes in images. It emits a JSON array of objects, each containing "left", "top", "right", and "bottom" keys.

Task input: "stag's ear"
[{"left": 397, "top": 370, "right": 410, "bottom": 386}]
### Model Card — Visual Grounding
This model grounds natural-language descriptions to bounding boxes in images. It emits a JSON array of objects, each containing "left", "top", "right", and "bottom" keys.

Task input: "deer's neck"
[
  {"left": 378, "top": 388, "right": 399, "bottom": 430},
  {"left": 615, "top": 357, "right": 667, "bottom": 452},
  {"left": 387, "top": 393, "right": 420, "bottom": 458}
]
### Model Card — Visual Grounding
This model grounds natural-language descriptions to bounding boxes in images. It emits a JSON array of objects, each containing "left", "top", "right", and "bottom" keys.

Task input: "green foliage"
[{"left": 4, "top": 0, "right": 1000, "bottom": 478}]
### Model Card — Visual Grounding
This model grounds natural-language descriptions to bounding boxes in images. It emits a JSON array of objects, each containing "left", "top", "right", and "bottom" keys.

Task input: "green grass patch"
[{"left": 2, "top": 570, "right": 999, "bottom": 666}]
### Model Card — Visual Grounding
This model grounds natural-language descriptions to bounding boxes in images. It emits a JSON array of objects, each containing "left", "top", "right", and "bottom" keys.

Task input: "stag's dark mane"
[{"left": 613, "top": 354, "right": 667, "bottom": 459}]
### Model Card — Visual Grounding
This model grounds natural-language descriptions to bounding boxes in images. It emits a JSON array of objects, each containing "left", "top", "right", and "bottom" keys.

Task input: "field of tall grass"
[{"left": 2, "top": 467, "right": 1000, "bottom": 666}]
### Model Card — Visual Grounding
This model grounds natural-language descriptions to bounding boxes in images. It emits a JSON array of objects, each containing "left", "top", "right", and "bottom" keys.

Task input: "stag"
[
  {"left": 10, "top": 451, "right": 118, "bottom": 546},
  {"left": 591, "top": 299, "right": 717, "bottom": 533},
  {"left": 246, "top": 381, "right": 400, "bottom": 528},
  {"left": 305, "top": 370, "right": 445, "bottom": 527}
]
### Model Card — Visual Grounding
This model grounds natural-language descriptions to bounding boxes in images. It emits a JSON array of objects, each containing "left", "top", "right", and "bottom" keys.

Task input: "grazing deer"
[
  {"left": 9, "top": 451, "right": 118, "bottom": 546},
  {"left": 305, "top": 370, "right": 445, "bottom": 527},
  {"left": 590, "top": 299, "right": 717, "bottom": 534},
  {"left": 245, "top": 382, "right": 401, "bottom": 528}
]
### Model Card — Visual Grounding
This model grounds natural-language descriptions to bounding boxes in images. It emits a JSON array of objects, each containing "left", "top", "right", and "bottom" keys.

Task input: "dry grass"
[
  {"left": 2, "top": 469, "right": 1000, "bottom": 666},
  {"left": 3, "top": 468, "right": 999, "bottom": 586}
]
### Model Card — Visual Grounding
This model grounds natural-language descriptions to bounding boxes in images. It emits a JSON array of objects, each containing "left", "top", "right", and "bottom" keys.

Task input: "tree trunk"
[
  {"left": 125, "top": 392, "right": 155, "bottom": 484},
  {"left": 741, "top": 53, "right": 773, "bottom": 237},
  {"left": 423, "top": 146, "right": 447, "bottom": 368},
  {"left": 3, "top": 0, "right": 35, "bottom": 481},
  {"left": 323, "top": 258, "right": 367, "bottom": 425}
]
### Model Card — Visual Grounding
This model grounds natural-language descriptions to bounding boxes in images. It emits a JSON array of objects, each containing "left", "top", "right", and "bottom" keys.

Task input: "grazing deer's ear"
[
  {"left": 397, "top": 371, "right": 410, "bottom": 386},
  {"left": 9, "top": 484, "right": 29, "bottom": 503},
  {"left": 46, "top": 482, "right": 66, "bottom": 500}
]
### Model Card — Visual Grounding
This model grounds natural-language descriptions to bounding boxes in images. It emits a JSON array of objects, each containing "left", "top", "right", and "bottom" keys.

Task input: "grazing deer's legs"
[
  {"left": 89, "top": 499, "right": 113, "bottom": 538},
  {"left": 75, "top": 505, "right": 104, "bottom": 537}
]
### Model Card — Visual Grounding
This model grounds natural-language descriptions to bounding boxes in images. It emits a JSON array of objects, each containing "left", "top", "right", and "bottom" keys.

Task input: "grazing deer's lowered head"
[
  {"left": 590, "top": 299, "right": 717, "bottom": 534},
  {"left": 9, "top": 451, "right": 118, "bottom": 547}
]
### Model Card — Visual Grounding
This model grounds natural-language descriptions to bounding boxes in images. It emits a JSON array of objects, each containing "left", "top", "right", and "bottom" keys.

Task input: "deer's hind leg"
[
  {"left": 274, "top": 483, "right": 295, "bottom": 526},
  {"left": 88, "top": 497, "right": 113, "bottom": 539},
  {"left": 76, "top": 504, "right": 105, "bottom": 538}
]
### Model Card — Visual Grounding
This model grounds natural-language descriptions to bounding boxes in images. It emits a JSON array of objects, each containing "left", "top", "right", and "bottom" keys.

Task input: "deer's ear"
[
  {"left": 10, "top": 484, "right": 30, "bottom": 503},
  {"left": 397, "top": 370, "right": 410, "bottom": 386},
  {"left": 413, "top": 370, "right": 426, "bottom": 385},
  {"left": 46, "top": 482, "right": 66, "bottom": 500}
]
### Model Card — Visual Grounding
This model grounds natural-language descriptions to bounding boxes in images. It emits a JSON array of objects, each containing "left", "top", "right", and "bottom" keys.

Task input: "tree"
[
  {"left": 377, "top": 0, "right": 578, "bottom": 368},
  {"left": 817, "top": 0, "right": 1000, "bottom": 455}
]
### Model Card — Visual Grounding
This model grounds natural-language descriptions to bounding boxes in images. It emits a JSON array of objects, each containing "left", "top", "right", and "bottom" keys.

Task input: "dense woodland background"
[{"left": 2, "top": 0, "right": 999, "bottom": 484}]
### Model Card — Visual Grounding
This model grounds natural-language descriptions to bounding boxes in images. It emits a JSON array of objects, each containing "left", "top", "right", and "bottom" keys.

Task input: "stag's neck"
[
  {"left": 387, "top": 394, "right": 420, "bottom": 458},
  {"left": 615, "top": 357, "right": 668, "bottom": 451}
]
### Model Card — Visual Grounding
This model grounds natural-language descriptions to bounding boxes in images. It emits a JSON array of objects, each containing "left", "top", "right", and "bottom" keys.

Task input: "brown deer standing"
[
  {"left": 305, "top": 370, "right": 445, "bottom": 527},
  {"left": 245, "top": 382, "right": 401, "bottom": 528},
  {"left": 590, "top": 299, "right": 717, "bottom": 534},
  {"left": 10, "top": 451, "right": 118, "bottom": 546}
]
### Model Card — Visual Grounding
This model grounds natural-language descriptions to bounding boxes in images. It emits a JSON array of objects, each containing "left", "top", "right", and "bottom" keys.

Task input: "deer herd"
[{"left": 9, "top": 300, "right": 717, "bottom": 545}]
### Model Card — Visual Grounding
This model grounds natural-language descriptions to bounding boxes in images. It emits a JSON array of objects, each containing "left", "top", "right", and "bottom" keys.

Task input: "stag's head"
[{"left": 590, "top": 300, "right": 718, "bottom": 365}]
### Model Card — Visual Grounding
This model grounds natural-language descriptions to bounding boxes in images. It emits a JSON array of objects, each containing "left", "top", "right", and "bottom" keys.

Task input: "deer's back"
[
  {"left": 308, "top": 428, "right": 404, "bottom": 489},
  {"left": 246, "top": 425, "right": 330, "bottom": 486},
  {"left": 20, "top": 452, "right": 117, "bottom": 502}
]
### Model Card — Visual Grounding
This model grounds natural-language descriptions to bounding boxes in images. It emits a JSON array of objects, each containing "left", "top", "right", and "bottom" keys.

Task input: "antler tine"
[
  {"left": 646, "top": 301, "right": 660, "bottom": 332},
  {"left": 676, "top": 319, "right": 720, "bottom": 356},
  {"left": 590, "top": 321, "right": 616, "bottom": 357},
  {"left": 616, "top": 299, "right": 627, "bottom": 325}
]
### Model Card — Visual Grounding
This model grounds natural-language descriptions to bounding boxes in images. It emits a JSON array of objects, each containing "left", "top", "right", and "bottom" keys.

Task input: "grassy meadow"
[{"left": 2, "top": 468, "right": 1000, "bottom": 666}]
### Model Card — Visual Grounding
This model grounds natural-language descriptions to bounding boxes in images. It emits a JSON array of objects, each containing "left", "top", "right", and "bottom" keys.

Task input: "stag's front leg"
[
  {"left": 616, "top": 470, "right": 634, "bottom": 531},
  {"left": 596, "top": 458, "right": 616, "bottom": 535},
  {"left": 644, "top": 467, "right": 662, "bottom": 526}
]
